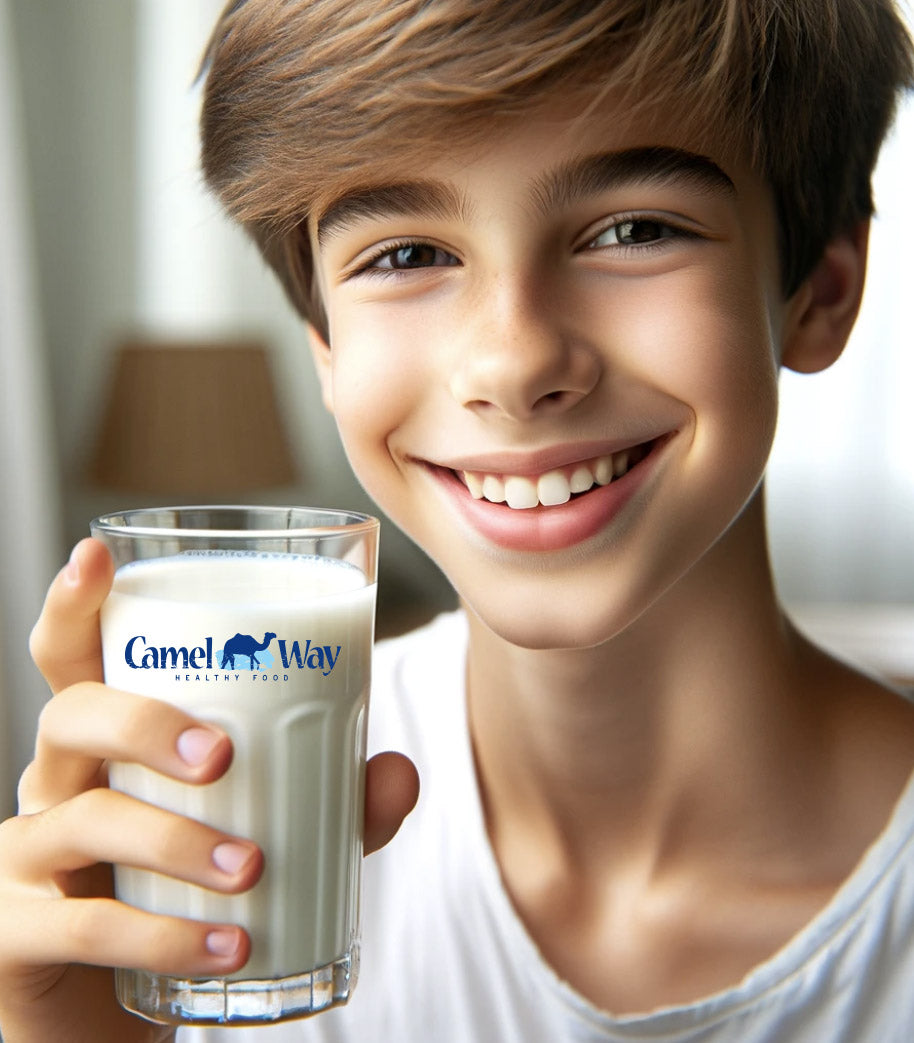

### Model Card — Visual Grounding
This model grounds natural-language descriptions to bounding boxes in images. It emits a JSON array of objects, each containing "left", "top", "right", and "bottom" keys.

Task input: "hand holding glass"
[{"left": 91, "top": 506, "right": 378, "bottom": 1026}]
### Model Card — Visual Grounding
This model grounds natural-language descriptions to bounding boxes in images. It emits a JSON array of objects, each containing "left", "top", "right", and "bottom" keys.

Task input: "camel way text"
[{"left": 122, "top": 635, "right": 343, "bottom": 676}]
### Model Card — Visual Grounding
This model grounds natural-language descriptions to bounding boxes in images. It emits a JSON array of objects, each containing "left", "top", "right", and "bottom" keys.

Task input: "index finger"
[{"left": 29, "top": 538, "right": 114, "bottom": 695}]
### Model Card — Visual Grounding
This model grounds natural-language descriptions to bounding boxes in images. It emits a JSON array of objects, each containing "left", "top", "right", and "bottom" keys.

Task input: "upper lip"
[{"left": 427, "top": 435, "right": 671, "bottom": 476}]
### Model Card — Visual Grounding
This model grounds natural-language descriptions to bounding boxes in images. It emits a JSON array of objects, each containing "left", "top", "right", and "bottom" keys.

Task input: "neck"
[
  {"left": 460, "top": 493, "right": 914, "bottom": 1016},
  {"left": 465, "top": 494, "right": 825, "bottom": 878}
]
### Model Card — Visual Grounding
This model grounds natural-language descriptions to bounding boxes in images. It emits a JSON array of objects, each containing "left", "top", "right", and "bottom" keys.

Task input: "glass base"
[{"left": 116, "top": 948, "right": 358, "bottom": 1026}]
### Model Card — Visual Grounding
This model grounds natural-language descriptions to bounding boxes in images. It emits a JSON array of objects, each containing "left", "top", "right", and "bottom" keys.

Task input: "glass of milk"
[{"left": 90, "top": 505, "right": 379, "bottom": 1026}]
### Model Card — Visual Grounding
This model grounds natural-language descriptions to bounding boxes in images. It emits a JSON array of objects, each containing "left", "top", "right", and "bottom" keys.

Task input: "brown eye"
[
  {"left": 389, "top": 244, "right": 438, "bottom": 268},
  {"left": 373, "top": 243, "right": 459, "bottom": 270},
  {"left": 593, "top": 219, "right": 675, "bottom": 247},
  {"left": 615, "top": 219, "right": 669, "bottom": 244}
]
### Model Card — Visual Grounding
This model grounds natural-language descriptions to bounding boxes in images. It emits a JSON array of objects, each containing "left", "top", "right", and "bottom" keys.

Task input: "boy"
[{"left": 2, "top": 0, "right": 914, "bottom": 1040}]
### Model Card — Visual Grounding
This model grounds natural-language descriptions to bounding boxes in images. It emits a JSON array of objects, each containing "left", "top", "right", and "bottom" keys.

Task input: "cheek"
[
  {"left": 616, "top": 270, "right": 779, "bottom": 444},
  {"left": 324, "top": 314, "right": 426, "bottom": 497}
]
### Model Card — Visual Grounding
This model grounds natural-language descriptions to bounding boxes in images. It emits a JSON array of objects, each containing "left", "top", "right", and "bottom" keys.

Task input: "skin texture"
[
  {"left": 2, "top": 93, "right": 913, "bottom": 1037},
  {"left": 307, "top": 98, "right": 914, "bottom": 1011}
]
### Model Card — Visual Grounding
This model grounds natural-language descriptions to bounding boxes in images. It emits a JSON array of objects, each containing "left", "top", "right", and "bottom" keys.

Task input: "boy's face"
[{"left": 308, "top": 98, "right": 794, "bottom": 649}]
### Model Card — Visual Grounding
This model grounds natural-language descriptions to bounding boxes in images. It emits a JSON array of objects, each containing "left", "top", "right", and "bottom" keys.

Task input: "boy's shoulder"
[{"left": 782, "top": 634, "right": 914, "bottom": 921}]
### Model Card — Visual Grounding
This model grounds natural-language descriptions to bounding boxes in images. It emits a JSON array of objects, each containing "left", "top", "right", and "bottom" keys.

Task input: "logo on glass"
[{"left": 123, "top": 631, "right": 342, "bottom": 676}]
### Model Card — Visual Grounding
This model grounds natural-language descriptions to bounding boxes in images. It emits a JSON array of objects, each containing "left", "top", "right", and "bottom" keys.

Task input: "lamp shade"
[{"left": 88, "top": 340, "right": 298, "bottom": 495}]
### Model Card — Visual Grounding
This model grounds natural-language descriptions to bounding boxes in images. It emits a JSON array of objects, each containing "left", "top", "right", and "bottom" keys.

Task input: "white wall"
[{"left": 767, "top": 89, "right": 914, "bottom": 604}]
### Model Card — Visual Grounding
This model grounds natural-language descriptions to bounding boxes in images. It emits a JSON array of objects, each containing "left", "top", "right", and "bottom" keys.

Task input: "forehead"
[{"left": 312, "top": 93, "right": 749, "bottom": 237}]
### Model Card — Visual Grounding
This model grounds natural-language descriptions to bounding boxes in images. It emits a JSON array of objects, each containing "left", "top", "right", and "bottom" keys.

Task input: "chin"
[{"left": 463, "top": 588, "right": 644, "bottom": 652}]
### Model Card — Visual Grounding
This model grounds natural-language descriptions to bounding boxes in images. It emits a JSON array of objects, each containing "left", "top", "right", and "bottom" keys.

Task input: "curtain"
[{"left": 0, "top": 0, "right": 61, "bottom": 816}]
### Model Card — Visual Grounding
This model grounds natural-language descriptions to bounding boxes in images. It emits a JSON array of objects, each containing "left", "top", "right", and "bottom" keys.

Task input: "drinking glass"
[{"left": 91, "top": 505, "right": 379, "bottom": 1025}]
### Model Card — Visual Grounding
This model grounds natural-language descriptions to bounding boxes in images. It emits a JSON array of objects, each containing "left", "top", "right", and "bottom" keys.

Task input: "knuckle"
[
  {"left": 36, "top": 681, "right": 103, "bottom": 744},
  {"left": 110, "top": 689, "right": 187, "bottom": 747},
  {"left": 120, "top": 695, "right": 168, "bottom": 744},
  {"left": 0, "top": 811, "right": 24, "bottom": 855},
  {"left": 75, "top": 785, "right": 113, "bottom": 819},
  {"left": 28, "top": 618, "right": 53, "bottom": 675},
  {"left": 147, "top": 814, "right": 201, "bottom": 867},
  {"left": 15, "top": 760, "right": 42, "bottom": 812},
  {"left": 63, "top": 896, "right": 108, "bottom": 951},
  {"left": 34, "top": 694, "right": 56, "bottom": 736},
  {"left": 32, "top": 692, "right": 66, "bottom": 752},
  {"left": 74, "top": 788, "right": 121, "bottom": 830},
  {"left": 146, "top": 915, "right": 190, "bottom": 962}
]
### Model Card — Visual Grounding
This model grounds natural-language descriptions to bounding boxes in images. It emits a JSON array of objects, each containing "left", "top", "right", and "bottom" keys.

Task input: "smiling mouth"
[{"left": 452, "top": 439, "right": 660, "bottom": 510}]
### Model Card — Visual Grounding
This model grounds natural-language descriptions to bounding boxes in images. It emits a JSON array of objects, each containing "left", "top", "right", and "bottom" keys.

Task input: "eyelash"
[
  {"left": 350, "top": 239, "right": 459, "bottom": 280},
  {"left": 581, "top": 214, "right": 700, "bottom": 253},
  {"left": 348, "top": 215, "right": 699, "bottom": 279}
]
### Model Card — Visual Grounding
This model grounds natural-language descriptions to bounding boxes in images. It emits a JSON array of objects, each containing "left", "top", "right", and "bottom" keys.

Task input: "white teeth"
[
  {"left": 593, "top": 457, "right": 614, "bottom": 486},
  {"left": 569, "top": 465, "right": 594, "bottom": 494},
  {"left": 460, "top": 446, "right": 647, "bottom": 509},
  {"left": 537, "top": 471, "right": 571, "bottom": 507},
  {"left": 482, "top": 475, "right": 506, "bottom": 503},
  {"left": 505, "top": 475, "right": 539, "bottom": 509},
  {"left": 465, "top": 472, "right": 485, "bottom": 499}
]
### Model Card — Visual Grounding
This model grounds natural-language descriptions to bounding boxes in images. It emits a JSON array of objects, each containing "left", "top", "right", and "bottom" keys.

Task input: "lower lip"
[{"left": 431, "top": 442, "right": 667, "bottom": 553}]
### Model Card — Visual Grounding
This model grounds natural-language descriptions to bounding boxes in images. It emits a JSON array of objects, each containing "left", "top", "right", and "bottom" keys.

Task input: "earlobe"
[
  {"left": 780, "top": 221, "right": 870, "bottom": 374},
  {"left": 307, "top": 325, "right": 335, "bottom": 413}
]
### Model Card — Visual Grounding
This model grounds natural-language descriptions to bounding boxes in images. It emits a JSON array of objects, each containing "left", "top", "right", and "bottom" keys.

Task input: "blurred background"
[{"left": 1, "top": 0, "right": 912, "bottom": 815}]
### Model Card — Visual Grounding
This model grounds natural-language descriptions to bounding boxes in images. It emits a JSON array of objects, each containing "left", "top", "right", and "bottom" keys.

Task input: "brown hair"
[{"left": 200, "top": 0, "right": 913, "bottom": 339}]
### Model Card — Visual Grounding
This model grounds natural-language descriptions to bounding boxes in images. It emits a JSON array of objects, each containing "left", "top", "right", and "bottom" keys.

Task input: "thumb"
[
  {"left": 364, "top": 751, "right": 419, "bottom": 855},
  {"left": 29, "top": 538, "right": 114, "bottom": 695}
]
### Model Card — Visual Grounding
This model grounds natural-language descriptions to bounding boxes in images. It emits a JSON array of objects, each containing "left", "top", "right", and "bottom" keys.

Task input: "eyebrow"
[
  {"left": 317, "top": 182, "right": 471, "bottom": 246},
  {"left": 531, "top": 147, "right": 735, "bottom": 214},
  {"left": 315, "top": 146, "right": 735, "bottom": 247}
]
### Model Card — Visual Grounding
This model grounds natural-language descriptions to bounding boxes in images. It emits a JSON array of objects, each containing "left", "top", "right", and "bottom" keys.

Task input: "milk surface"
[{"left": 100, "top": 552, "right": 375, "bottom": 980}]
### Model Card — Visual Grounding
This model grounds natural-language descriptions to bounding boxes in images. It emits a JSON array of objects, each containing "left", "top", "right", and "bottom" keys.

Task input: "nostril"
[
  {"left": 454, "top": 355, "right": 599, "bottom": 420},
  {"left": 536, "top": 388, "right": 584, "bottom": 411}
]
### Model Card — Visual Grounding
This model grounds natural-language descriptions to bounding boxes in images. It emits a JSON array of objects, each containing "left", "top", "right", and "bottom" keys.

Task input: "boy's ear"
[
  {"left": 307, "top": 325, "right": 334, "bottom": 413},
  {"left": 780, "top": 220, "right": 870, "bottom": 374}
]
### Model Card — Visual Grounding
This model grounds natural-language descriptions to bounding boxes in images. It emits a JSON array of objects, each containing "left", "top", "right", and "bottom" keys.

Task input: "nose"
[{"left": 449, "top": 276, "right": 601, "bottom": 421}]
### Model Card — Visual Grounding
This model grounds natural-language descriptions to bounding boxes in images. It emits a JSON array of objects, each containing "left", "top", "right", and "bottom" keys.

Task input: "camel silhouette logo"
[
  {"left": 121, "top": 630, "right": 342, "bottom": 677},
  {"left": 218, "top": 632, "right": 276, "bottom": 671}
]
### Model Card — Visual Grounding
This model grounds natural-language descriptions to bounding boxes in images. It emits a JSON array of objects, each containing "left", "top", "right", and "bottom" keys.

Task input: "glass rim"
[{"left": 90, "top": 504, "right": 379, "bottom": 541}]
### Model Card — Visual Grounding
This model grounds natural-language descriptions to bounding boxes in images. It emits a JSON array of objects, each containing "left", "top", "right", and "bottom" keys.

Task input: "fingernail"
[
  {"left": 206, "top": 927, "right": 241, "bottom": 957},
  {"left": 213, "top": 841, "right": 255, "bottom": 875},
  {"left": 177, "top": 726, "right": 222, "bottom": 766}
]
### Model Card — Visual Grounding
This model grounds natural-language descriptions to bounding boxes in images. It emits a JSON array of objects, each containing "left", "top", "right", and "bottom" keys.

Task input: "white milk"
[{"left": 100, "top": 552, "right": 375, "bottom": 980}]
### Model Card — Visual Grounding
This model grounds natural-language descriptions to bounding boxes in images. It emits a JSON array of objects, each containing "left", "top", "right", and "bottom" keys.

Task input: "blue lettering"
[
  {"left": 161, "top": 647, "right": 189, "bottom": 670},
  {"left": 322, "top": 645, "right": 341, "bottom": 676},
  {"left": 278, "top": 639, "right": 308, "bottom": 670},
  {"left": 277, "top": 639, "right": 342, "bottom": 675},
  {"left": 125, "top": 635, "right": 147, "bottom": 668},
  {"left": 124, "top": 635, "right": 216, "bottom": 670}
]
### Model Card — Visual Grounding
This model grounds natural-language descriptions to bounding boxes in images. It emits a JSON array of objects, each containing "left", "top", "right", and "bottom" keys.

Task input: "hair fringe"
[{"left": 200, "top": 0, "right": 914, "bottom": 335}]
